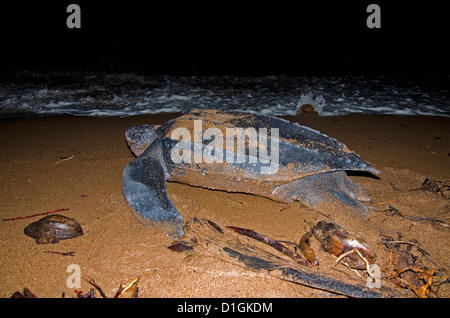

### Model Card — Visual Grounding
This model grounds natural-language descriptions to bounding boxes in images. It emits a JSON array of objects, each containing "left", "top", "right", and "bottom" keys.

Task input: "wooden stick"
[
  {"left": 56, "top": 155, "right": 74, "bottom": 164},
  {"left": 1, "top": 208, "right": 69, "bottom": 221},
  {"left": 226, "top": 225, "right": 309, "bottom": 266}
]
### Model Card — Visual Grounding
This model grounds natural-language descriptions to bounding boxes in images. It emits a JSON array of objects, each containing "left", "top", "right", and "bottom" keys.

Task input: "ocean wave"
[{"left": 1, "top": 71, "right": 448, "bottom": 118}]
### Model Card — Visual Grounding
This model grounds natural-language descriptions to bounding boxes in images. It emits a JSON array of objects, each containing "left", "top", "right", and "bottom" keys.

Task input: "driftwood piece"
[{"left": 226, "top": 225, "right": 309, "bottom": 266}]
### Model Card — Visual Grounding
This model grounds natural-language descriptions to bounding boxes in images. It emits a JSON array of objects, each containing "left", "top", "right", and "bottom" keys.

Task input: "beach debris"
[
  {"left": 168, "top": 241, "right": 195, "bottom": 252},
  {"left": 11, "top": 277, "right": 140, "bottom": 298},
  {"left": 78, "top": 277, "right": 140, "bottom": 298},
  {"left": 43, "top": 250, "right": 76, "bottom": 256},
  {"left": 56, "top": 154, "right": 75, "bottom": 164},
  {"left": 1, "top": 208, "right": 69, "bottom": 222},
  {"left": 388, "top": 267, "right": 435, "bottom": 298},
  {"left": 123, "top": 108, "right": 379, "bottom": 237},
  {"left": 226, "top": 225, "right": 309, "bottom": 266},
  {"left": 10, "top": 288, "right": 37, "bottom": 298},
  {"left": 379, "top": 237, "right": 447, "bottom": 298},
  {"left": 375, "top": 204, "right": 448, "bottom": 228},
  {"left": 419, "top": 177, "right": 449, "bottom": 199},
  {"left": 299, "top": 104, "right": 318, "bottom": 114},
  {"left": 298, "top": 231, "right": 319, "bottom": 267},
  {"left": 24, "top": 214, "right": 83, "bottom": 244},
  {"left": 169, "top": 217, "right": 401, "bottom": 297},
  {"left": 408, "top": 177, "right": 449, "bottom": 199},
  {"left": 311, "top": 221, "right": 377, "bottom": 270},
  {"left": 113, "top": 276, "right": 141, "bottom": 298}
]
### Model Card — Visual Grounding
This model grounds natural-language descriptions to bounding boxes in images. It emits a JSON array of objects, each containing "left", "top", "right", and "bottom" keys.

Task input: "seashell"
[
  {"left": 312, "top": 221, "right": 376, "bottom": 269},
  {"left": 24, "top": 214, "right": 83, "bottom": 244}
]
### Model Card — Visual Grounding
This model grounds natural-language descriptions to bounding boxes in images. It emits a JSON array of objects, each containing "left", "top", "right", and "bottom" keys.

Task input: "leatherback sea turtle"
[{"left": 123, "top": 109, "right": 379, "bottom": 236}]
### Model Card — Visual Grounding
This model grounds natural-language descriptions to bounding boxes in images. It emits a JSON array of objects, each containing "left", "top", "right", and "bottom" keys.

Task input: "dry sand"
[{"left": 0, "top": 112, "right": 448, "bottom": 298}]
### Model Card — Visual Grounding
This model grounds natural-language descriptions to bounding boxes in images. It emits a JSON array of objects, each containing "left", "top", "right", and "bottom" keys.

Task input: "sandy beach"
[{"left": 0, "top": 112, "right": 448, "bottom": 298}]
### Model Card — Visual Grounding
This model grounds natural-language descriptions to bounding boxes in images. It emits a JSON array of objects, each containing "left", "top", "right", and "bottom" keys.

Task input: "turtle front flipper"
[{"left": 123, "top": 157, "right": 184, "bottom": 237}]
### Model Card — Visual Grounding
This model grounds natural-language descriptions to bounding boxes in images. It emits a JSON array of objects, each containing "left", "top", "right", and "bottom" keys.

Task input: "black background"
[{"left": 1, "top": 1, "right": 448, "bottom": 76}]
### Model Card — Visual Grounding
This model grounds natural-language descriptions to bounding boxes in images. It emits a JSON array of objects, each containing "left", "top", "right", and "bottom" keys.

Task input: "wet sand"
[{"left": 0, "top": 112, "right": 448, "bottom": 298}]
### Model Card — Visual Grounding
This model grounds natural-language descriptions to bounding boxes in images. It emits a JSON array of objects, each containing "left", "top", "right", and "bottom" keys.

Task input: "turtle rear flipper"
[
  {"left": 123, "top": 157, "right": 184, "bottom": 237},
  {"left": 272, "top": 171, "right": 371, "bottom": 219}
]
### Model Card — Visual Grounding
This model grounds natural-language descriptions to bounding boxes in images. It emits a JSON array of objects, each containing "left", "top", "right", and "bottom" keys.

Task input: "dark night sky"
[{"left": 1, "top": 1, "right": 448, "bottom": 76}]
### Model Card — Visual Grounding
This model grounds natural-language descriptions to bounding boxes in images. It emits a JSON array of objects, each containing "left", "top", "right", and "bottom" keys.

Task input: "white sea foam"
[{"left": 1, "top": 71, "right": 448, "bottom": 118}]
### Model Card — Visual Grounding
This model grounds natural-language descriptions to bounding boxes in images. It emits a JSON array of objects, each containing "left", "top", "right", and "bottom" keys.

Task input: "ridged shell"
[{"left": 24, "top": 214, "right": 83, "bottom": 244}]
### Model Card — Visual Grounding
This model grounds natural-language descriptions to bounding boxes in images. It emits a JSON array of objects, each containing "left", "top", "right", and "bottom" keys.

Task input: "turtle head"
[{"left": 126, "top": 125, "right": 159, "bottom": 156}]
